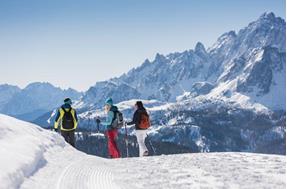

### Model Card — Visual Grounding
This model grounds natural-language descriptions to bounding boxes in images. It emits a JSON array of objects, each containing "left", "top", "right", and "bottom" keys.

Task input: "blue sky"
[{"left": 0, "top": 0, "right": 285, "bottom": 91}]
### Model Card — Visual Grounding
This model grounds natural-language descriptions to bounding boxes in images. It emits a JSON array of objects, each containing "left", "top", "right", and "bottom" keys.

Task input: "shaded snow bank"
[
  {"left": 0, "top": 114, "right": 69, "bottom": 188},
  {"left": 0, "top": 114, "right": 120, "bottom": 189}
]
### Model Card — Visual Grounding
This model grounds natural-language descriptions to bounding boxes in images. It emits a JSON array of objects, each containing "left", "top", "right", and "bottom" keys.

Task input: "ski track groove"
[{"left": 56, "top": 156, "right": 120, "bottom": 189}]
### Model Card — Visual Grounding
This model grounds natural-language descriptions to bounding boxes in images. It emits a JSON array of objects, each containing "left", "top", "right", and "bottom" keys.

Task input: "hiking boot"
[{"left": 143, "top": 151, "right": 149, "bottom": 156}]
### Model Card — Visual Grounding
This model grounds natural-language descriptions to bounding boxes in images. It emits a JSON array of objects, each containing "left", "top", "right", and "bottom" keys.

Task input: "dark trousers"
[{"left": 61, "top": 130, "right": 75, "bottom": 147}]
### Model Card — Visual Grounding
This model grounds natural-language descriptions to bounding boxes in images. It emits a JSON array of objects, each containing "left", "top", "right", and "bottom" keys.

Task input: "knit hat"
[
  {"left": 64, "top": 98, "right": 72, "bottom": 105},
  {"left": 105, "top": 97, "right": 113, "bottom": 106}
]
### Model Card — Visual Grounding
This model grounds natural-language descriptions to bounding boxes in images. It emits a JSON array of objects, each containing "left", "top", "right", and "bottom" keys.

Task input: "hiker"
[
  {"left": 54, "top": 98, "right": 78, "bottom": 147},
  {"left": 96, "top": 98, "right": 121, "bottom": 158},
  {"left": 127, "top": 101, "right": 150, "bottom": 157}
]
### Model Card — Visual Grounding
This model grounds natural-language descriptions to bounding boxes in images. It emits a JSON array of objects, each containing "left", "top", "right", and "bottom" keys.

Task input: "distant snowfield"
[{"left": 0, "top": 114, "right": 285, "bottom": 189}]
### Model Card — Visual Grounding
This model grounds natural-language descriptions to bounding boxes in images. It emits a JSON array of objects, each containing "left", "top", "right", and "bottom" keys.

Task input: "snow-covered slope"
[
  {"left": 0, "top": 113, "right": 72, "bottom": 188},
  {"left": 0, "top": 114, "right": 285, "bottom": 189},
  {"left": 112, "top": 152, "right": 286, "bottom": 189},
  {"left": 0, "top": 82, "right": 82, "bottom": 121},
  {"left": 0, "top": 114, "right": 118, "bottom": 189},
  {"left": 148, "top": 97, "right": 286, "bottom": 155}
]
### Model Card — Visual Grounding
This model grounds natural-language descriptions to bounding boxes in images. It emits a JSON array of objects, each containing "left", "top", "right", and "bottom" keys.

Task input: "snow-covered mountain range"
[
  {"left": 78, "top": 12, "right": 285, "bottom": 111},
  {"left": 0, "top": 82, "right": 82, "bottom": 121}
]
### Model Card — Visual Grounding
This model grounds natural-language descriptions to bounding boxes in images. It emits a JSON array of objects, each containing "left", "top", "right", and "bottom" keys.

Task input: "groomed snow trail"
[
  {"left": 56, "top": 156, "right": 120, "bottom": 189},
  {"left": 19, "top": 142, "right": 122, "bottom": 189}
]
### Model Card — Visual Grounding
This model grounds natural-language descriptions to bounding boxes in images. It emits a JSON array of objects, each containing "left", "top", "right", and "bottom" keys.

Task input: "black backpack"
[
  {"left": 111, "top": 110, "right": 124, "bottom": 129},
  {"left": 62, "top": 108, "right": 75, "bottom": 130}
]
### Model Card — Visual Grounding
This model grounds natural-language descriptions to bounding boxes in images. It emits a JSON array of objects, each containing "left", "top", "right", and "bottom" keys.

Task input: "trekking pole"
[
  {"left": 87, "top": 118, "right": 91, "bottom": 154},
  {"left": 96, "top": 117, "right": 100, "bottom": 134},
  {"left": 95, "top": 117, "right": 105, "bottom": 139},
  {"left": 124, "top": 122, "right": 129, "bottom": 157},
  {"left": 89, "top": 117, "right": 92, "bottom": 136},
  {"left": 146, "top": 133, "right": 156, "bottom": 155},
  {"left": 51, "top": 125, "right": 59, "bottom": 133}
]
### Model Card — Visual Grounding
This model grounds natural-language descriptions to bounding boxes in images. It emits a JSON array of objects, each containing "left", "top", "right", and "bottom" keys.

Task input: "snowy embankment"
[
  {"left": 0, "top": 114, "right": 118, "bottom": 189},
  {"left": 0, "top": 114, "right": 67, "bottom": 188},
  {"left": 0, "top": 114, "right": 286, "bottom": 189}
]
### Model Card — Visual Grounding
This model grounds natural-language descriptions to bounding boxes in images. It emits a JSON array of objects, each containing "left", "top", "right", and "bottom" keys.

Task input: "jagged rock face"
[
  {"left": 237, "top": 47, "right": 285, "bottom": 95},
  {"left": 190, "top": 82, "right": 214, "bottom": 96}
]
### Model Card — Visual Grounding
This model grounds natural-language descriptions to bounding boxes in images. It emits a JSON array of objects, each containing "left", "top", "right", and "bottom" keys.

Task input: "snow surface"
[
  {"left": 112, "top": 153, "right": 286, "bottom": 189},
  {"left": 0, "top": 114, "right": 285, "bottom": 189}
]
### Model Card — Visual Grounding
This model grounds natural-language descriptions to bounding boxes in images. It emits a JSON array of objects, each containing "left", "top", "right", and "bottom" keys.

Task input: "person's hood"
[
  {"left": 136, "top": 108, "right": 148, "bottom": 116},
  {"left": 110, "top": 105, "right": 118, "bottom": 112},
  {"left": 61, "top": 103, "right": 72, "bottom": 109},
  {"left": 137, "top": 107, "right": 146, "bottom": 113}
]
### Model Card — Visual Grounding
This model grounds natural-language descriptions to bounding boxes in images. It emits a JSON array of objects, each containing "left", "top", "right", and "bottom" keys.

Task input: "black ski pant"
[{"left": 61, "top": 130, "right": 75, "bottom": 147}]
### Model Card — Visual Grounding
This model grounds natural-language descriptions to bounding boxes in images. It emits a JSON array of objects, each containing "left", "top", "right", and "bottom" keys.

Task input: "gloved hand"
[
  {"left": 96, "top": 119, "right": 101, "bottom": 124},
  {"left": 53, "top": 128, "right": 58, "bottom": 132}
]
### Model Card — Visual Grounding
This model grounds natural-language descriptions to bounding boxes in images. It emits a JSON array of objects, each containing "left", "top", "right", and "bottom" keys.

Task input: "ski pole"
[
  {"left": 95, "top": 116, "right": 103, "bottom": 137},
  {"left": 146, "top": 133, "right": 156, "bottom": 155},
  {"left": 96, "top": 117, "right": 100, "bottom": 134},
  {"left": 94, "top": 117, "right": 102, "bottom": 156},
  {"left": 51, "top": 125, "right": 59, "bottom": 133},
  {"left": 124, "top": 122, "right": 129, "bottom": 157},
  {"left": 87, "top": 118, "right": 91, "bottom": 154}
]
